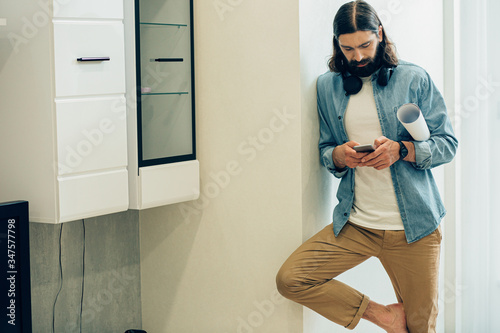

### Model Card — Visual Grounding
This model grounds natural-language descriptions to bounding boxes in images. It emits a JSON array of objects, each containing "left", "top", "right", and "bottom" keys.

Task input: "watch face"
[{"left": 399, "top": 142, "right": 408, "bottom": 159}]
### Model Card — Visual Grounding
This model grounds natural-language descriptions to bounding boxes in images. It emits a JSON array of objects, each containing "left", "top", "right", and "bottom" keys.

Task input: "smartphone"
[{"left": 353, "top": 144, "right": 375, "bottom": 153}]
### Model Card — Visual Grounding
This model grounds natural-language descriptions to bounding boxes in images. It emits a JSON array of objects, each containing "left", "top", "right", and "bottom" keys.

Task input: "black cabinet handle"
[
  {"left": 77, "top": 57, "right": 111, "bottom": 62},
  {"left": 153, "top": 58, "right": 184, "bottom": 62}
]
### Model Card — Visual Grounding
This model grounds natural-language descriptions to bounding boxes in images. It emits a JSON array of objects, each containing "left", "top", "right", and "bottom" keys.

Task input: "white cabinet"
[
  {"left": 55, "top": 97, "right": 128, "bottom": 175},
  {"left": 0, "top": 1, "right": 128, "bottom": 222},
  {"left": 124, "top": 0, "right": 199, "bottom": 209}
]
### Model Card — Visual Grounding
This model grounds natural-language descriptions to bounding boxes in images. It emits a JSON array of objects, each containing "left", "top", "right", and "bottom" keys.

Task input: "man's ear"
[{"left": 378, "top": 25, "right": 383, "bottom": 42}]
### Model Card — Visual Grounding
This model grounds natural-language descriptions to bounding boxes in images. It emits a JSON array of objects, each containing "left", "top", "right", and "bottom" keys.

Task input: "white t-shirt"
[{"left": 344, "top": 76, "right": 404, "bottom": 230}]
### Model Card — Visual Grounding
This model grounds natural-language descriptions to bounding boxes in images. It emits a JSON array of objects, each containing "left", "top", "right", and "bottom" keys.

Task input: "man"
[{"left": 276, "top": 1, "right": 458, "bottom": 332}]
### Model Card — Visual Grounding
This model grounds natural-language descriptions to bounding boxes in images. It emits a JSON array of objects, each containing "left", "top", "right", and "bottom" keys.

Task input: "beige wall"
[{"left": 140, "top": 1, "right": 304, "bottom": 332}]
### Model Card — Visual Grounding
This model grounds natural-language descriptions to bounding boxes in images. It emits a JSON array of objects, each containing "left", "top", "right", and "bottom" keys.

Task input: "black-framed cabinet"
[
  {"left": 136, "top": 0, "right": 195, "bottom": 166},
  {"left": 125, "top": 0, "right": 200, "bottom": 210}
]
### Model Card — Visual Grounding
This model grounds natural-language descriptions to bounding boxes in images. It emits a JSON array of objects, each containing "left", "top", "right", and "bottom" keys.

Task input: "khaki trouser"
[{"left": 276, "top": 222, "right": 441, "bottom": 332}]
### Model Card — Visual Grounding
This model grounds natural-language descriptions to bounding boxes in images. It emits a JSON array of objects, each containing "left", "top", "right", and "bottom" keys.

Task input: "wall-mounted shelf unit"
[
  {"left": 0, "top": 0, "right": 129, "bottom": 223},
  {"left": 125, "top": 0, "right": 199, "bottom": 210}
]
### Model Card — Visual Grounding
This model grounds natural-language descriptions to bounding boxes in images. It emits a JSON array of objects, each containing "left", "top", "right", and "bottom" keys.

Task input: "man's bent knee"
[{"left": 276, "top": 266, "right": 306, "bottom": 301}]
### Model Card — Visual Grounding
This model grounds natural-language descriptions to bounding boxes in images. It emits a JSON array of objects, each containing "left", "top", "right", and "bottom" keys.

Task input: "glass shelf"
[
  {"left": 140, "top": 22, "right": 188, "bottom": 27},
  {"left": 141, "top": 92, "right": 189, "bottom": 95}
]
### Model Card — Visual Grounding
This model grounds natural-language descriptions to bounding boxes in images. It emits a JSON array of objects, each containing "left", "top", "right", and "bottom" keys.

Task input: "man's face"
[{"left": 337, "top": 28, "right": 383, "bottom": 77}]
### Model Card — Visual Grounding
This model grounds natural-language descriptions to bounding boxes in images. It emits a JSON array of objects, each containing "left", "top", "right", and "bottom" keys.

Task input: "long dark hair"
[{"left": 328, "top": 0, "right": 398, "bottom": 73}]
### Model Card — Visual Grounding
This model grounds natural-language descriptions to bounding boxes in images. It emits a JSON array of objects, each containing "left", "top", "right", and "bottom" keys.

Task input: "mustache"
[{"left": 349, "top": 59, "right": 371, "bottom": 67}]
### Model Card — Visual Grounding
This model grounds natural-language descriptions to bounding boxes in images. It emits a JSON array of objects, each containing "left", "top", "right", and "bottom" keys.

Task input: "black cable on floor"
[
  {"left": 52, "top": 223, "right": 64, "bottom": 333},
  {"left": 80, "top": 219, "right": 86, "bottom": 332}
]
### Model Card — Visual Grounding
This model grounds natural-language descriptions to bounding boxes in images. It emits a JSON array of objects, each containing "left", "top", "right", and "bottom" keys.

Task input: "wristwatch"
[{"left": 398, "top": 141, "right": 408, "bottom": 160}]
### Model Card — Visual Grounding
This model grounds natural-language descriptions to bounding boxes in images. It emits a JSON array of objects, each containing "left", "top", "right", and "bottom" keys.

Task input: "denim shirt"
[{"left": 317, "top": 60, "right": 458, "bottom": 243}]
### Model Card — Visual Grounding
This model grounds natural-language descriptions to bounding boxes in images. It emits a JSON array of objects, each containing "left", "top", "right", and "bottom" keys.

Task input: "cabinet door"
[
  {"left": 52, "top": 0, "right": 124, "bottom": 19},
  {"left": 58, "top": 170, "right": 129, "bottom": 222},
  {"left": 56, "top": 97, "right": 128, "bottom": 175},
  {"left": 136, "top": 0, "right": 195, "bottom": 167},
  {"left": 53, "top": 21, "right": 126, "bottom": 97}
]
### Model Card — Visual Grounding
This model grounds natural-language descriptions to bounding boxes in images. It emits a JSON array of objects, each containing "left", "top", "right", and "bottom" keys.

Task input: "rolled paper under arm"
[{"left": 396, "top": 103, "right": 430, "bottom": 141}]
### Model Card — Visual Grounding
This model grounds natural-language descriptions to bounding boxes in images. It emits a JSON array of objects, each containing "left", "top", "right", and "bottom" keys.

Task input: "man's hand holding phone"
[
  {"left": 333, "top": 137, "right": 402, "bottom": 170},
  {"left": 333, "top": 141, "right": 373, "bottom": 169},
  {"left": 356, "top": 137, "right": 401, "bottom": 170}
]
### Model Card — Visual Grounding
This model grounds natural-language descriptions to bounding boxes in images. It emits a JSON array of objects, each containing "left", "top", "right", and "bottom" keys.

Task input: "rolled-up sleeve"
[
  {"left": 321, "top": 146, "right": 349, "bottom": 177},
  {"left": 412, "top": 72, "right": 458, "bottom": 170},
  {"left": 413, "top": 140, "right": 432, "bottom": 169}
]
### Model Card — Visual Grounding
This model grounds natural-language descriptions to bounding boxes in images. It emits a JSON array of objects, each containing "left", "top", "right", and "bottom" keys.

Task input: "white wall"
[
  {"left": 298, "top": 1, "right": 341, "bottom": 332},
  {"left": 139, "top": 0, "right": 446, "bottom": 332},
  {"left": 298, "top": 1, "right": 445, "bottom": 332}
]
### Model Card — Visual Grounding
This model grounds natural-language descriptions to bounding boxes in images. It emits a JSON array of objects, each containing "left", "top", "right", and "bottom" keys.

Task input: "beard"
[{"left": 347, "top": 46, "right": 383, "bottom": 77}]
